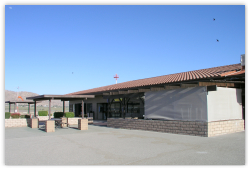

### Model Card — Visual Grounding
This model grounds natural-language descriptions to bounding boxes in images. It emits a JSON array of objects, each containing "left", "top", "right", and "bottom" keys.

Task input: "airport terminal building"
[{"left": 67, "top": 56, "right": 245, "bottom": 137}]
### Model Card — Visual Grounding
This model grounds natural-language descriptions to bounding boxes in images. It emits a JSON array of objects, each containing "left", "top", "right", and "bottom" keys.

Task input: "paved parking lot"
[{"left": 5, "top": 123, "right": 245, "bottom": 165}]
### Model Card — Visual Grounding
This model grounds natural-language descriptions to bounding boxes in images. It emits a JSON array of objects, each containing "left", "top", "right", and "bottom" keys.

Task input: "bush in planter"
[
  {"left": 65, "top": 112, "right": 74, "bottom": 118},
  {"left": 5, "top": 112, "right": 10, "bottom": 119},
  {"left": 54, "top": 112, "right": 64, "bottom": 118},
  {"left": 38, "top": 111, "right": 48, "bottom": 116},
  {"left": 11, "top": 113, "right": 21, "bottom": 119}
]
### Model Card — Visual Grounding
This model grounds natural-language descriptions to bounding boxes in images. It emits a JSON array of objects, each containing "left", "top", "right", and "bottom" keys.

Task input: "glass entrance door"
[
  {"left": 74, "top": 103, "right": 93, "bottom": 117},
  {"left": 97, "top": 103, "right": 108, "bottom": 120},
  {"left": 110, "top": 102, "right": 121, "bottom": 117}
]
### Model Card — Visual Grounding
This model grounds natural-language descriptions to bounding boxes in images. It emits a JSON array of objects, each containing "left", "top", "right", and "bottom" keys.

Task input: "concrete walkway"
[{"left": 5, "top": 125, "right": 245, "bottom": 165}]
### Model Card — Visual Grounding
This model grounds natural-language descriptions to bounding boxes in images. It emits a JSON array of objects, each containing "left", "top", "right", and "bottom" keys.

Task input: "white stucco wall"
[{"left": 207, "top": 87, "right": 242, "bottom": 122}]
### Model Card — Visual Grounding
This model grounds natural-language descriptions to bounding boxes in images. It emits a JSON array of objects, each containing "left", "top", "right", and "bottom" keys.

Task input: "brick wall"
[
  {"left": 107, "top": 118, "right": 207, "bottom": 137},
  {"left": 5, "top": 119, "right": 31, "bottom": 128},
  {"left": 107, "top": 118, "right": 245, "bottom": 137},
  {"left": 208, "top": 119, "right": 244, "bottom": 137}
]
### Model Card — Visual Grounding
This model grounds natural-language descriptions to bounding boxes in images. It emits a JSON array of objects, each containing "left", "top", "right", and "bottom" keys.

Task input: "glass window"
[
  {"left": 69, "top": 104, "right": 73, "bottom": 112},
  {"left": 110, "top": 103, "right": 121, "bottom": 117},
  {"left": 86, "top": 103, "right": 92, "bottom": 113},
  {"left": 127, "top": 103, "right": 141, "bottom": 117}
]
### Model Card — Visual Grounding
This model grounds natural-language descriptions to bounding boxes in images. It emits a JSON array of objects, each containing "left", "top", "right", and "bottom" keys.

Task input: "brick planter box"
[
  {"left": 37, "top": 116, "right": 54, "bottom": 121},
  {"left": 67, "top": 117, "right": 93, "bottom": 125},
  {"left": 68, "top": 118, "right": 80, "bottom": 125},
  {"left": 45, "top": 120, "right": 55, "bottom": 132},
  {"left": 88, "top": 117, "right": 93, "bottom": 124},
  {"left": 5, "top": 119, "right": 31, "bottom": 128},
  {"left": 78, "top": 119, "right": 88, "bottom": 130},
  {"left": 107, "top": 118, "right": 245, "bottom": 137},
  {"left": 30, "top": 118, "right": 39, "bottom": 128},
  {"left": 61, "top": 117, "right": 67, "bottom": 128}
]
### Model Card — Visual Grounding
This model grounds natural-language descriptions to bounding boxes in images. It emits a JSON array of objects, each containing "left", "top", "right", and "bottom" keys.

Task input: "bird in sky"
[
  {"left": 213, "top": 18, "right": 215, "bottom": 21},
  {"left": 216, "top": 39, "right": 219, "bottom": 42},
  {"left": 72, "top": 72, "right": 74, "bottom": 74}
]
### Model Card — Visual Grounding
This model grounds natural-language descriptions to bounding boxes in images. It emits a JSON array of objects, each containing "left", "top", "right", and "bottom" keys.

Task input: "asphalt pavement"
[{"left": 5, "top": 122, "right": 245, "bottom": 165}]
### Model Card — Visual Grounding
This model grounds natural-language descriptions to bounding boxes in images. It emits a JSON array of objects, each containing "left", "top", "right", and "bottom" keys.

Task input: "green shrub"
[
  {"left": 11, "top": 113, "right": 20, "bottom": 119},
  {"left": 5, "top": 112, "right": 10, "bottom": 119},
  {"left": 54, "top": 112, "right": 64, "bottom": 118},
  {"left": 65, "top": 112, "right": 74, "bottom": 118},
  {"left": 38, "top": 111, "right": 48, "bottom": 116}
]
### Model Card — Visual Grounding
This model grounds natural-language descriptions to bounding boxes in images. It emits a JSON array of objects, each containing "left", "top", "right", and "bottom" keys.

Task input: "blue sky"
[{"left": 5, "top": 5, "right": 245, "bottom": 95}]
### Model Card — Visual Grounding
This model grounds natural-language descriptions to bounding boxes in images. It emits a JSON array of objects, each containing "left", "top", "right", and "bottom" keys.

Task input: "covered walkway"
[
  {"left": 5, "top": 100, "right": 38, "bottom": 114},
  {"left": 26, "top": 95, "right": 95, "bottom": 119}
]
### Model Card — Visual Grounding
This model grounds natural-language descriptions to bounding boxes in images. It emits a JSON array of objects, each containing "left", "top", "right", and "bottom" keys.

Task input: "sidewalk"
[{"left": 5, "top": 125, "right": 245, "bottom": 165}]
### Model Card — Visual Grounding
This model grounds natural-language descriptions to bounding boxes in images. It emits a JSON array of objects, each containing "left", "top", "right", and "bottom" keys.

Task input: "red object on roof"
[
  {"left": 114, "top": 74, "right": 119, "bottom": 80},
  {"left": 67, "top": 63, "right": 242, "bottom": 95}
]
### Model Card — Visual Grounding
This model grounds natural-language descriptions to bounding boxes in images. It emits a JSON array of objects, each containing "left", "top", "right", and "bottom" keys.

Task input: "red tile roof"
[
  {"left": 220, "top": 70, "right": 245, "bottom": 77},
  {"left": 67, "top": 63, "right": 242, "bottom": 95},
  {"left": 220, "top": 70, "right": 237, "bottom": 77}
]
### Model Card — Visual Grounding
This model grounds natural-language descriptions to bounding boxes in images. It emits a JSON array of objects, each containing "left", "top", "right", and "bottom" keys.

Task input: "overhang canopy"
[
  {"left": 25, "top": 95, "right": 95, "bottom": 119},
  {"left": 26, "top": 95, "right": 95, "bottom": 101},
  {"left": 5, "top": 100, "right": 38, "bottom": 104},
  {"left": 103, "top": 92, "right": 144, "bottom": 99}
]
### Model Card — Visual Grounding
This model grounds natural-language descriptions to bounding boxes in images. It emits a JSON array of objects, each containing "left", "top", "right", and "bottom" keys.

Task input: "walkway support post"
[
  {"left": 107, "top": 99, "right": 109, "bottom": 118},
  {"left": 82, "top": 100, "right": 84, "bottom": 119},
  {"left": 9, "top": 103, "right": 11, "bottom": 113},
  {"left": 34, "top": 101, "right": 36, "bottom": 117},
  {"left": 63, "top": 101, "right": 65, "bottom": 116},
  {"left": 28, "top": 104, "right": 30, "bottom": 114},
  {"left": 14, "top": 102, "right": 16, "bottom": 113},
  {"left": 49, "top": 99, "right": 51, "bottom": 120}
]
